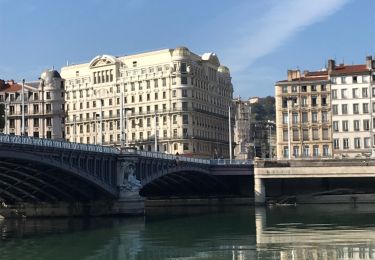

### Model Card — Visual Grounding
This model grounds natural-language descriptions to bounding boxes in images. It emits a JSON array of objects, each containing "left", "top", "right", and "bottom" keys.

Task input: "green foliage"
[{"left": 251, "top": 96, "right": 275, "bottom": 122}]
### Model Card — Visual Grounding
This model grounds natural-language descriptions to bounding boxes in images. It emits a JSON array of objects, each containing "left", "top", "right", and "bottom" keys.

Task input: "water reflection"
[{"left": 1, "top": 205, "right": 375, "bottom": 259}]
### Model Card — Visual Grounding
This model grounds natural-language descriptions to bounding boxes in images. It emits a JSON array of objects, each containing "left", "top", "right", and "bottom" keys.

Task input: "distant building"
[
  {"left": 61, "top": 46, "right": 233, "bottom": 158},
  {"left": 233, "top": 97, "right": 251, "bottom": 159},
  {"left": 0, "top": 70, "right": 65, "bottom": 139},
  {"left": 275, "top": 69, "right": 332, "bottom": 159}
]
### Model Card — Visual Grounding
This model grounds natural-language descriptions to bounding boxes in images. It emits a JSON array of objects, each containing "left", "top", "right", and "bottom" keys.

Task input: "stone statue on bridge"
[{"left": 120, "top": 162, "right": 141, "bottom": 193}]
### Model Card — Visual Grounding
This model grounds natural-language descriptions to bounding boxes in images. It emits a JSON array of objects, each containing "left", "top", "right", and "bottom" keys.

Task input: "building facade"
[
  {"left": 275, "top": 70, "right": 332, "bottom": 159},
  {"left": 233, "top": 97, "right": 252, "bottom": 159},
  {"left": 61, "top": 46, "right": 233, "bottom": 158},
  {"left": 0, "top": 70, "right": 65, "bottom": 139},
  {"left": 330, "top": 57, "right": 375, "bottom": 158}
]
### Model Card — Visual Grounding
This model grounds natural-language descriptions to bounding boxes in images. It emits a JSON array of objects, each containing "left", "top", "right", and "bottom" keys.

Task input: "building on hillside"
[
  {"left": 0, "top": 70, "right": 65, "bottom": 139},
  {"left": 61, "top": 46, "right": 233, "bottom": 158},
  {"left": 275, "top": 69, "right": 332, "bottom": 159},
  {"left": 330, "top": 56, "right": 375, "bottom": 158},
  {"left": 233, "top": 97, "right": 251, "bottom": 159}
]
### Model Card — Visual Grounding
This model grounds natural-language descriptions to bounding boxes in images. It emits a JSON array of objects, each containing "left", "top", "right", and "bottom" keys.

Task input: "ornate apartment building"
[
  {"left": 330, "top": 57, "right": 375, "bottom": 158},
  {"left": 61, "top": 46, "right": 233, "bottom": 158},
  {"left": 0, "top": 70, "right": 65, "bottom": 139},
  {"left": 275, "top": 69, "right": 332, "bottom": 159}
]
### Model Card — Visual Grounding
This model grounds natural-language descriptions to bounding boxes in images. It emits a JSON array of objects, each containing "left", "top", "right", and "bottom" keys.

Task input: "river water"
[{"left": 1, "top": 204, "right": 375, "bottom": 259}]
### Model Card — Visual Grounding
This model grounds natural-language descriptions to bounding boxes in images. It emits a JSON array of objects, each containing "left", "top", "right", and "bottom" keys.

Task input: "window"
[
  {"left": 343, "top": 138, "right": 349, "bottom": 149},
  {"left": 364, "top": 137, "right": 371, "bottom": 148},
  {"left": 341, "top": 89, "right": 347, "bottom": 98},
  {"left": 363, "top": 103, "right": 369, "bottom": 113},
  {"left": 172, "top": 90, "right": 176, "bottom": 97},
  {"left": 332, "top": 89, "right": 337, "bottom": 99},
  {"left": 163, "top": 92, "right": 166, "bottom": 99},
  {"left": 311, "top": 85, "right": 317, "bottom": 92},
  {"left": 292, "top": 86, "right": 298, "bottom": 92},
  {"left": 353, "top": 76, "right": 357, "bottom": 83},
  {"left": 303, "top": 145, "right": 309, "bottom": 157},
  {"left": 46, "top": 92, "right": 51, "bottom": 99},
  {"left": 293, "top": 146, "right": 299, "bottom": 158},
  {"left": 372, "top": 87, "right": 375, "bottom": 97},
  {"left": 354, "top": 138, "right": 361, "bottom": 149},
  {"left": 154, "top": 93, "right": 158, "bottom": 100},
  {"left": 181, "top": 77, "right": 188, "bottom": 85},
  {"left": 182, "top": 114, "right": 188, "bottom": 124},
  {"left": 303, "top": 129, "right": 309, "bottom": 141},
  {"left": 352, "top": 88, "right": 359, "bottom": 98},
  {"left": 292, "top": 113, "right": 298, "bottom": 124},
  {"left": 323, "top": 145, "right": 329, "bottom": 156},
  {"left": 354, "top": 120, "right": 360, "bottom": 131},
  {"left": 162, "top": 78, "right": 167, "bottom": 87},
  {"left": 322, "top": 111, "right": 328, "bottom": 122},
  {"left": 283, "top": 130, "right": 288, "bottom": 141},
  {"left": 321, "top": 85, "right": 327, "bottom": 91},
  {"left": 283, "top": 147, "right": 289, "bottom": 158},
  {"left": 33, "top": 118, "right": 39, "bottom": 127},
  {"left": 302, "top": 112, "right": 308, "bottom": 123},
  {"left": 311, "top": 96, "right": 317, "bottom": 106},
  {"left": 313, "top": 145, "right": 319, "bottom": 157},
  {"left": 353, "top": 103, "right": 359, "bottom": 114},
  {"left": 301, "top": 86, "right": 307, "bottom": 92},
  {"left": 283, "top": 113, "right": 288, "bottom": 124},
  {"left": 182, "top": 89, "right": 188, "bottom": 97},
  {"left": 332, "top": 105, "right": 338, "bottom": 115},
  {"left": 154, "top": 79, "right": 158, "bottom": 88},
  {"left": 312, "top": 112, "right": 318, "bottom": 123},
  {"left": 363, "top": 119, "right": 370, "bottom": 130},
  {"left": 342, "top": 120, "right": 349, "bottom": 131},
  {"left": 321, "top": 96, "right": 327, "bottom": 106},
  {"left": 333, "top": 139, "right": 340, "bottom": 149},
  {"left": 301, "top": 96, "right": 307, "bottom": 107},
  {"left": 282, "top": 86, "right": 288, "bottom": 93},
  {"left": 293, "top": 129, "right": 299, "bottom": 141},
  {"left": 333, "top": 121, "right": 339, "bottom": 132},
  {"left": 183, "top": 143, "right": 189, "bottom": 150},
  {"left": 342, "top": 104, "right": 348, "bottom": 114},
  {"left": 341, "top": 77, "right": 346, "bottom": 84},
  {"left": 312, "top": 128, "right": 319, "bottom": 140},
  {"left": 362, "top": 88, "right": 368, "bottom": 98}
]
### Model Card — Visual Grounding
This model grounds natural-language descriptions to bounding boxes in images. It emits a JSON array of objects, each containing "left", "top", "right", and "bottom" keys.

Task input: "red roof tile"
[{"left": 331, "top": 64, "right": 369, "bottom": 75}]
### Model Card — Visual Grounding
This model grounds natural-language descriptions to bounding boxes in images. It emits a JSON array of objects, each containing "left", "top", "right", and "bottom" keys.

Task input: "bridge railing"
[
  {"left": 210, "top": 159, "right": 253, "bottom": 165},
  {"left": 0, "top": 134, "right": 119, "bottom": 154},
  {"left": 134, "top": 150, "right": 211, "bottom": 164}
]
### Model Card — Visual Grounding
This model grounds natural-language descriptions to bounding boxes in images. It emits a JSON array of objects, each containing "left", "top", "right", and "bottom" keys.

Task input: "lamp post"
[
  {"left": 73, "top": 115, "right": 77, "bottom": 143},
  {"left": 154, "top": 112, "right": 158, "bottom": 152},
  {"left": 100, "top": 99, "right": 103, "bottom": 145},
  {"left": 228, "top": 105, "right": 232, "bottom": 161},
  {"left": 21, "top": 79, "right": 25, "bottom": 136},
  {"left": 267, "top": 120, "right": 274, "bottom": 159}
]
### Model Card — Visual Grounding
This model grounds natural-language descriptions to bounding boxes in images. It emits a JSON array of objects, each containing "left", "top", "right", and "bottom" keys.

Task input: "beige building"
[
  {"left": 61, "top": 46, "right": 233, "bottom": 158},
  {"left": 0, "top": 70, "right": 65, "bottom": 139},
  {"left": 275, "top": 69, "right": 332, "bottom": 159}
]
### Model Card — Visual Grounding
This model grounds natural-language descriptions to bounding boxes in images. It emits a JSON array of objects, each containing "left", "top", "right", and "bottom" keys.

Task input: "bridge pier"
[
  {"left": 113, "top": 150, "right": 145, "bottom": 215},
  {"left": 254, "top": 177, "right": 266, "bottom": 205}
]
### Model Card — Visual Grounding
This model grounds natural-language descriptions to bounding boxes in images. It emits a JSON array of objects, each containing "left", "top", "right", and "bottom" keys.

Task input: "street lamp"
[
  {"left": 100, "top": 99, "right": 103, "bottom": 145},
  {"left": 228, "top": 105, "right": 232, "bottom": 161},
  {"left": 73, "top": 114, "right": 77, "bottom": 143},
  {"left": 21, "top": 79, "right": 25, "bottom": 136},
  {"left": 267, "top": 120, "right": 275, "bottom": 159}
]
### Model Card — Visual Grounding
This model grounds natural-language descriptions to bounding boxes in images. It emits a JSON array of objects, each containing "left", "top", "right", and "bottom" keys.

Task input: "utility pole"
[
  {"left": 229, "top": 105, "right": 232, "bottom": 161},
  {"left": 21, "top": 79, "right": 25, "bottom": 136}
]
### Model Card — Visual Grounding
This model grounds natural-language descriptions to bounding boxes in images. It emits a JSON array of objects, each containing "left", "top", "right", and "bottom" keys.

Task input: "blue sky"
[{"left": 0, "top": 0, "right": 373, "bottom": 98}]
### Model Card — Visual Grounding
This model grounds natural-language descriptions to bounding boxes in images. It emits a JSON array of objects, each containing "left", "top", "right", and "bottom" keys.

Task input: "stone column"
[{"left": 254, "top": 177, "right": 266, "bottom": 205}]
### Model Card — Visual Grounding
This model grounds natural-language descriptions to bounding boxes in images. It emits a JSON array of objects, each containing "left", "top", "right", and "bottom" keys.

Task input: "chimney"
[
  {"left": 287, "top": 69, "right": 301, "bottom": 81},
  {"left": 328, "top": 59, "right": 335, "bottom": 73},
  {"left": 366, "top": 55, "right": 373, "bottom": 70}
]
